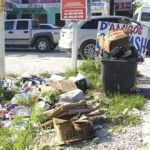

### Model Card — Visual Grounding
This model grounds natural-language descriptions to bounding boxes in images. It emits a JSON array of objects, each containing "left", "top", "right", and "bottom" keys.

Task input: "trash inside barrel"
[
  {"left": 97, "top": 30, "right": 141, "bottom": 94},
  {"left": 101, "top": 59, "right": 137, "bottom": 94}
]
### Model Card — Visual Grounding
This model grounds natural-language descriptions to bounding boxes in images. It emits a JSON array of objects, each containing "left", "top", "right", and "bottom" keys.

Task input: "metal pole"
[
  {"left": 0, "top": 0, "right": 5, "bottom": 79},
  {"left": 71, "top": 22, "right": 78, "bottom": 71}
]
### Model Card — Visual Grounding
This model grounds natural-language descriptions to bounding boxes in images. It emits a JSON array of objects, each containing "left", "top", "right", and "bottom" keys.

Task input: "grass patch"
[
  {"left": 30, "top": 104, "right": 45, "bottom": 124},
  {"left": 78, "top": 59, "right": 101, "bottom": 86},
  {"left": 40, "top": 88, "right": 59, "bottom": 105},
  {"left": 99, "top": 94, "right": 146, "bottom": 126},
  {"left": 39, "top": 71, "right": 50, "bottom": 78},
  {"left": 64, "top": 59, "right": 101, "bottom": 91},
  {"left": 64, "top": 69, "right": 77, "bottom": 79},
  {"left": 6, "top": 73, "right": 19, "bottom": 78},
  {"left": 0, "top": 121, "right": 36, "bottom": 150}
]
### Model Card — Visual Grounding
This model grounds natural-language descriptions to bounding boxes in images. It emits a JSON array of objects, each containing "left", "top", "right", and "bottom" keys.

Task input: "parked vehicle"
[
  {"left": 59, "top": 16, "right": 140, "bottom": 58},
  {"left": 39, "top": 24, "right": 60, "bottom": 29},
  {"left": 133, "top": 6, "right": 150, "bottom": 27},
  {"left": 133, "top": 6, "right": 150, "bottom": 55},
  {"left": 5, "top": 19, "right": 60, "bottom": 52}
]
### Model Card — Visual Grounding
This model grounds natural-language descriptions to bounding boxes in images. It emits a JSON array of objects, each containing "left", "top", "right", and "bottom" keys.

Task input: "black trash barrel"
[{"left": 101, "top": 59, "right": 137, "bottom": 94}]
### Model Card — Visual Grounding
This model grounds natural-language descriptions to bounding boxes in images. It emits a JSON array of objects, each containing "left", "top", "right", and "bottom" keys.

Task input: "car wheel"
[
  {"left": 35, "top": 38, "right": 51, "bottom": 52},
  {"left": 80, "top": 40, "right": 96, "bottom": 59},
  {"left": 51, "top": 43, "right": 58, "bottom": 50}
]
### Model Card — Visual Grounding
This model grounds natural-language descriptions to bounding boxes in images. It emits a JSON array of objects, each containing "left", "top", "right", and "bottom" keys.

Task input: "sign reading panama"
[{"left": 97, "top": 21, "right": 150, "bottom": 56}]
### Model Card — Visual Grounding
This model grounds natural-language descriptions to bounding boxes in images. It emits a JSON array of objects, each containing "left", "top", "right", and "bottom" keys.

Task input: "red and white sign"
[{"left": 61, "top": 0, "right": 87, "bottom": 20}]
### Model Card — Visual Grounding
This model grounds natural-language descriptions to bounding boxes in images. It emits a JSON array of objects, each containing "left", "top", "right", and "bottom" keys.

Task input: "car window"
[
  {"left": 32, "top": 20, "right": 39, "bottom": 29},
  {"left": 5, "top": 21, "right": 14, "bottom": 30},
  {"left": 99, "top": 18, "right": 123, "bottom": 23},
  {"left": 81, "top": 19, "right": 99, "bottom": 29},
  {"left": 16, "top": 21, "right": 28, "bottom": 30},
  {"left": 124, "top": 18, "right": 131, "bottom": 24},
  {"left": 141, "top": 12, "right": 150, "bottom": 22},
  {"left": 40, "top": 25, "right": 52, "bottom": 29}
]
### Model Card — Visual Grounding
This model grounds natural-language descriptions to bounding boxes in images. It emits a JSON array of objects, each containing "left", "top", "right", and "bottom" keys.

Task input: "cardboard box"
[
  {"left": 53, "top": 117, "right": 92, "bottom": 144},
  {"left": 48, "top": 80, "right": 77, "bottom": 93},
  {"left": 99, "top": 30, "right": 130, "bottom": 53}
]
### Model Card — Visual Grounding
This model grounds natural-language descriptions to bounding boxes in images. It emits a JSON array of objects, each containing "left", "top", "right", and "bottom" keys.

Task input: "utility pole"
[{"left": 0, "top": 0, "right": 5, "bottom": 79}]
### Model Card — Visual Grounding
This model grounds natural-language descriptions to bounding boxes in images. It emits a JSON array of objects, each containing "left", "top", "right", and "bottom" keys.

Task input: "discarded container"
[
  {"left": 101, "top": 59, "right": 137, "bottom": 94},
  {"left": 102, "top": 30, "right": 130, "bottom": 53},
  {"left": 69, "top": 73, "right": 89, "bottom": 92},
  {"left": 53, "top": 117, "right": 92, "bottom": 144}
]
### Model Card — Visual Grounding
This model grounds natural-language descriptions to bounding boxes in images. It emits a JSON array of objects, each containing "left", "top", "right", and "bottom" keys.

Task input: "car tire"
[
  {"left": 79, "top": 40, "right": 96, "bottom": 59},
  {"left": 35, "top": 38, "right": 51, "bottom": 52},
  {"left": 51, "top": 43, "right": 58, "bottom": 50}
]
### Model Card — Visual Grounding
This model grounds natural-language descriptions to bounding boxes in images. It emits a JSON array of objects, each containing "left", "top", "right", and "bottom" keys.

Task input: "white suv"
[{"left": 59, "top": 16, "right": 140, "bottom": 58}]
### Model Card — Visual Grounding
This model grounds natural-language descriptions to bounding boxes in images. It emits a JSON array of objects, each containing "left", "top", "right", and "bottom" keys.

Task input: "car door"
[
  {"left": 79, "top": 19, "right": 99, "bottom": 47},
  {"left": 13, "top": 20, "right": 31, "bottom": 45},
  {"left": 5, "top": 20, "right": 15, "bottom": 45}
]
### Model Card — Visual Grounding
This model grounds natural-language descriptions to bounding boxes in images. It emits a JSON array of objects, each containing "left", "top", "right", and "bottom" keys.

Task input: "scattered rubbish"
[
  {"left": 87, "top": 110, "right": 103, "bottom": 116},
  {"left": 122, "top": 108, "right": 129, "bottom": 115},
  {"left": 93, "top": 125, "right": 103, "bottom": 130},
  {"left": 6, "top": 106, "right": 30, "bottom": 119},
  {"left": 59, "top": 89, "right": 84, "bottom": 104},
  {"left": 0, "top": 120, "right": 11, "bottom": 127},
  {"left": 69, "top": 73, "right": 89, "bottom": 92},
  {"left": 98, "top": 30, "right": 142, "bottom": 61},
  {"left": 0, "top": 73, "right": 103, "bottom": 146},
  {"left": 37, "top": 101, "right": 51, "bottom": 111},
  {"left": 50, "top": 74, "right": 64, "bottom": 81},
  {"left": 0, "top": 109, "right": 7, "bottom": 119},
  {"left": 47, "top": 80, "right": 77, "bottom": 93},
  {"left": 11, "top": 93, "right": 38, "bottom": 106},
  {"left": 101, "top": 99, "right": 110, "bottom": 105},
  {"left": 99, "top": 30, "right": 130, "bottom": 53},
  {"left": 128, "top": 108, "right": 141, "bottom": 116},
  {"left": 43, "top": 101, "right": 93, "bottom": 120},
  {"left": 7, "top": 104, "right": 18, "bottom": 111},
  {"left": 53, "top": 117, "right": 92, "bottom": 144}
]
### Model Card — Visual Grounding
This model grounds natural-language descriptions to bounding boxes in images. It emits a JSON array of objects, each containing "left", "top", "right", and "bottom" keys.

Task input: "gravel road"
[
  {"left": 5, "top": 48, "right": 80, "bottom": 75},
  {"left": 5, "top": 49, "right": 149, "bottom": 76}
]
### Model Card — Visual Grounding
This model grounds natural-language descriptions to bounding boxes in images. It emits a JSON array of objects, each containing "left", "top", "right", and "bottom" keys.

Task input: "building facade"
[{"left": 7, "top": 0, "right": 65, "bottom": 26}]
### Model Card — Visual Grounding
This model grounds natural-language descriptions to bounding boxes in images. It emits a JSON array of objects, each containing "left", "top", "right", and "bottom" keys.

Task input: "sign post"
[
  {"left": 61, "top": 0, "right": 87, "bottom": 70},
  {"left": 72, "top": 22, "right": 78, "bottom": 69},
  {"left": 0, "top": 0, "right": 5, "bottom": 79}
]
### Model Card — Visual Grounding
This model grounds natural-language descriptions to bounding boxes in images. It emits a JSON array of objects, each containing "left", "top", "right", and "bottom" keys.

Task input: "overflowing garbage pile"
[
  {"left": 98, "top": 30, "right": 144, "bottom": 61},
  {"left": 0, "top": 74, "right": 103, "bottom": 145},
  {"left": 97, "top": 30, "right": 144, "bottom": 94}
]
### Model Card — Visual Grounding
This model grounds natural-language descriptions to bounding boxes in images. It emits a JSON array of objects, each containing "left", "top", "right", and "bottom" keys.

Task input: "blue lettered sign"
[{"left": 96, "top": 21, "right": 150, "bottom": 57}]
